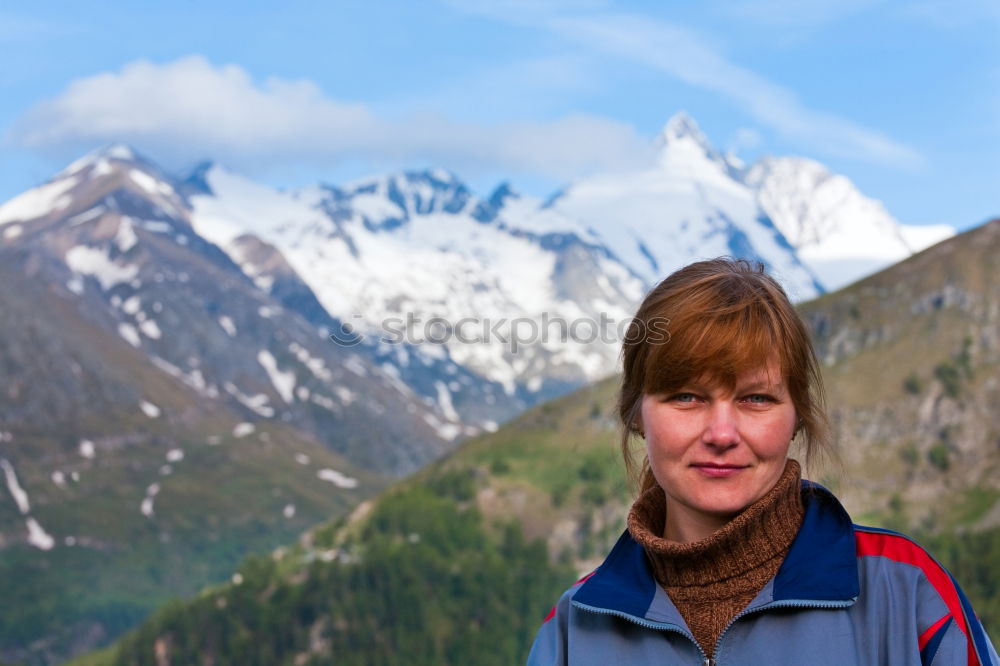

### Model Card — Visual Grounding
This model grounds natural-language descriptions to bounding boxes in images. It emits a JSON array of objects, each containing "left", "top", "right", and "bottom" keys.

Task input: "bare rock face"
[{"left": 801, "top": 219, "right": 1000, "bottom": 531}]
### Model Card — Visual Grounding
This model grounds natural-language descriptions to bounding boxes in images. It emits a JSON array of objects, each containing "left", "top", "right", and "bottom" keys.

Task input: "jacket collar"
[{"left": 573, "top": 482, "right": 860, "bottom": 621}]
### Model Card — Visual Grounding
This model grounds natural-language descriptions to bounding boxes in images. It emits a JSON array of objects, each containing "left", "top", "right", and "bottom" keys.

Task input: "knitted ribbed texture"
[{"left": 626, "top": 459, "right": 804, "bottom": 658}]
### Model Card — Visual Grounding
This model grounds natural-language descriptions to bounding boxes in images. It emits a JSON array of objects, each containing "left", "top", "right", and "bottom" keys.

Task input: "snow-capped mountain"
[
  {"left": 185, "top": 165, "right": 645, "bottom": 423},
  {"left": 178, "top": 112, "right": 833, "bottom": 433},
  {"left": 529, "top": 112, "right": 824, "bottom": 302},
  {"left": 744, "top": 156, "right": 954, "bottom": 290},
  {"left": 0, "top": 144, "right": 457, "bottom": 476}
]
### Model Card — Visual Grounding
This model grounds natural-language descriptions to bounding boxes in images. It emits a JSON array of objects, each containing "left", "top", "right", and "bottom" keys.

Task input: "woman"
[{"left": 528, "top": 258, "right": 998, "bottom": 665}]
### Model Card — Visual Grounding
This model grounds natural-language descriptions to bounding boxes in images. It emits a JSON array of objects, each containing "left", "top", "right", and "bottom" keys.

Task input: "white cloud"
[{"left": 7, "top": 55, "right": 650, "bottom": 181}]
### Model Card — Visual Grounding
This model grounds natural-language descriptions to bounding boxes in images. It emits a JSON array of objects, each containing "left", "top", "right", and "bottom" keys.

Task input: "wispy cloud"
[
  {"left": 711, "top": 0, "right": 880, "bottom": 29},
  {"left": 897, "top": 0, "right": 1000, "bottom": 29},
  {"left": 397, "top": 54, "right": 602, "bottom": 120},
  {"left": 454, "top": 2, "right": 924, "bottom": 168},
  {"left": 0, "top": 11, "right": 80, "bottom": 42},
  {"left": 7, "top": 56, "right": 651, "bottom": 179}
]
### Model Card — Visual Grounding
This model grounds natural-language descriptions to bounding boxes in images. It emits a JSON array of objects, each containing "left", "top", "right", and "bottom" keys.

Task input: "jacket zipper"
[{"left": 710, "top": 598, "right": 857, "bottom": 661}]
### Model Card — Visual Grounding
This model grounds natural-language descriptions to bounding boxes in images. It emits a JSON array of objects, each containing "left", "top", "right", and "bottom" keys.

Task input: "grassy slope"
[
  {"left": 74, "top": 363, "right": 1000, "bottom": 665},
  {"left": 72, "top": 221, "right": 1000, "bottom": 664}
]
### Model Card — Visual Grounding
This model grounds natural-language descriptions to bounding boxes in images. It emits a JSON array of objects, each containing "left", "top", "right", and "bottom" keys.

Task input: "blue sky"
[{"left": 1, "top": 0, "right": 997, "bottom": 230}]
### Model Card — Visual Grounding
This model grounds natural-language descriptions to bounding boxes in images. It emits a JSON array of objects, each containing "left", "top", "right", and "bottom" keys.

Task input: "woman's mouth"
[{"left": 691, "top": 463, "right": 749, "bottom": 478}]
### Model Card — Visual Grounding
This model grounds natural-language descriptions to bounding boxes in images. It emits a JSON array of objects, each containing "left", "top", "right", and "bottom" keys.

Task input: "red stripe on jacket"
[
  {"left": 543, "top": 571, "right": 597, "bottom": 624},
  {"left": 855, "top": 530, "right": 978, "bottom": 666},
  {"left": 919, "top": 614, "right": 952, "bottom": 651}
]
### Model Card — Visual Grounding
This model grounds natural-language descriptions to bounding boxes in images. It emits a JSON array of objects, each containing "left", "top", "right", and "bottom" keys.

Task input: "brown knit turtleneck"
[{"left": 626, "top": 459, "right": 804, "bottom": 658}]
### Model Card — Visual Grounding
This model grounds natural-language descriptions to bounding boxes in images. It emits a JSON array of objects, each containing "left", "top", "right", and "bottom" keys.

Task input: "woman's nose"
[{"left": 703, "top": 403, "right": 739, "bottom": 447}]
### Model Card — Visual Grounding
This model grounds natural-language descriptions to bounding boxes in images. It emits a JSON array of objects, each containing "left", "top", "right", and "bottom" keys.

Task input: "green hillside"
[
  {"left": 71, "top": 371, "right": 1000, "bottom": 665},
  {"left": 72, "top": 220, "right": 1000, "bottom": 665}
]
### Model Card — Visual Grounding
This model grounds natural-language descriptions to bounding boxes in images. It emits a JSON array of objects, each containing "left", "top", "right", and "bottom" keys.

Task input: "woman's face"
[{"left": 639, "top": 359, "right": 797, "bottom": 543}]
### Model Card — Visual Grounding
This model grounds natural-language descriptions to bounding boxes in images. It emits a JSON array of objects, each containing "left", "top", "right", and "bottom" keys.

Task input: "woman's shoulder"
[{"left": 850, "top": 523, "right": 999, "bottom": 664}]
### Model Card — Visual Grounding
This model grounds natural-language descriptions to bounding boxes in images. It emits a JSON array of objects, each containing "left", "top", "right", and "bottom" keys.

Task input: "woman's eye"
[
  {"left": 671, "top": 393, "right": 698, "bottom": 403},
  {"left": 744, "top": 394, "right": 773, "bottom": 404}
]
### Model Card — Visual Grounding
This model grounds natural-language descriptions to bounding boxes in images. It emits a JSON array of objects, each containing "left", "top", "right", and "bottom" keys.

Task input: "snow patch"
[
  {"left": 434, "top": 381, "right": 460, "bottom": 422},
  {"left": 66, "top": 277, "right": 84, "bottom": 295},
  {"left": 51, "top": 471, "right": 67, "bottom": 488},
  {"left": 421, "top": 413, "right": 462, "bottom": 440},
  {"left": 258, "top": 305, "right": 278, "bottom": 319},
  {"left": 140, "top": 318, "right": 162, "bottom": 339},
  {"left": 67, "top": 206, "right": 105, "bottom": 227},
  {"left": 3, "top": 224, "right": 22, "bottom": 240},
  {"left": 118, "top": 323, "right": 141, "bottom": 347},
  {"left": 139, "top": 400, "right": 161, "bottom": 418},
  {"left": 122, "top": 295, "right": 142, "bottom": 315},
  {"left": 166, "top": 449, "right": 184, "bottom": 463},
  {"left": 26, "top": 518, "right": 55, "bottom": 550},
  {"left": 233, "top": 422, "right": 256, "bottom": 437},
  {"left": 333, "top": 387, "right": 356, "bottom": 405},
  {"left": 311, "top": 394, "right": 339, "bottom": 412},
  {"left": 0, "top": 175, "right": 78, "bottom": 225},
  {"left": 289, "top": 343, "right": 332, "bottom": 382},
  {"left": 294, "top": 453, "right": 310, "bottom": 465},
  {"left": 283, "top": 503, "right": 296, "bottom": 518},
  {"left": 0, "top": 459, "right": 31, "bottom": 513},
  {"left": 116, "top": 217, "right": 137, "bottom": 252},
  {"left": 79, "top": 440, "right": 96, "bottom": 459},
  {"left": 218, "top": 315, "right": 237, "bottom": 337},
  {"left": 140, "top": 496, "right": 155, "bottom": 518},
  {"left": 129, "top": 169, "right": 175, "bottom": 197},
  {"left": 152, "top": 357, "right": 216, "bottom": 398},
  {"left": 317, "top": 468, "right": 359, "bottom": 489},
  {"left": 257, "top": 350, "right": 296, "bottom": 403},
  {"left": 141, "top": 220, "right": 172, "bottom": 233},
  {"left": 224, "top": 383, "right": 275, "bottom": 418},
  {"left": 65, "top": 245, "right": 139, "bottom": 290}
]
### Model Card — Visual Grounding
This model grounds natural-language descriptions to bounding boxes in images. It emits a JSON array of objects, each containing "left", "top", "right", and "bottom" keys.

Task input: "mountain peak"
[
  {"left": 656, "top": 111, "right": 713, "bottom": 152},
  {"left": 97, "top": 143, "right": 138, "bottom": 161},
  {"left": 60, "top": 143, "right": 151, "bottom": 179}
]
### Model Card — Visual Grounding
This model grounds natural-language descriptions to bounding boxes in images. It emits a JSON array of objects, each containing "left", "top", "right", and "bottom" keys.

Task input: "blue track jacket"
[{"left": 528, "top": 485, "right": 999, "bottom": 665}]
